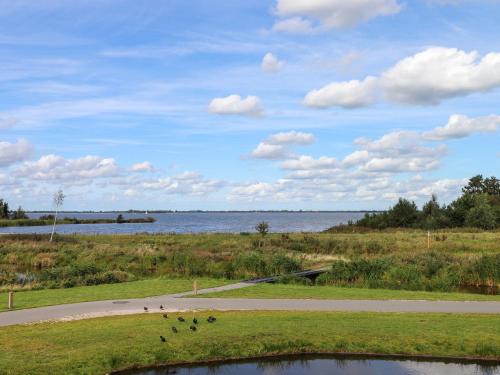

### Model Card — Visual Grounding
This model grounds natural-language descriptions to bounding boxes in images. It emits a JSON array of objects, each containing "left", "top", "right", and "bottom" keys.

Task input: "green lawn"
[
  {"left": 198, "top": 283, "right": 500, "bottom": 301},
  {"left": 0, "top": 311, "right": 498, "bottom": 374},
  {"left": 0, "top": 278, "right": 229, "bottom": 312}
]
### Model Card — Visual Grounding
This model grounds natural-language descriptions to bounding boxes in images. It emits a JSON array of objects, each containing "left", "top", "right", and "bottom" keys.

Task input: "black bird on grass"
[
  {"left": 171, "top": 326, "right": 178, "bottom": 334},
  {"left": 160, "top": 305, "right": 164, "bottom": 310},
  {"left": 177, "top": 316, "right": 185, "bottom": 322},
  {"left": 160, "top": 335, "right": 166, "bottom": 342},
  {"left": 207, "top": 315, "right": 216, "bottom": 323},
  {"left": 190, "top": 325, "right": 197, "bottom": 332},
  {"left": 192, "top": 317, "right": 198, "bottom": 325},
  {"left": 144, "top": 307, "right": 148, "bottom": 312},
  {"left": 163, "top": 313, "right": 168, "bottom": 319}
]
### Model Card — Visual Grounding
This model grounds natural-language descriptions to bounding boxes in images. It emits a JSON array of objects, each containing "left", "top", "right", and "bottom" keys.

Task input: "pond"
[{"left": 120, "top": 355, "right": 499, "bottom": 375}]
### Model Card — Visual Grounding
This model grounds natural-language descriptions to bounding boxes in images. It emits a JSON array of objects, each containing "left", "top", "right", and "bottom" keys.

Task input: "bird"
[
  {"left": 192, "top": 317, "right": 198, "bottom": 325},
  {"left": 177, "top": 316, "right": 185, "bottom": 322},
  {"left": 162, "top": 313, "right": 168, "bottom": 319},
  {"left": 160, "top": 335, "right": 166, "bottom": 342},
  {"left": 160, "top": 305, "right": 164, "bottom": 310},
  {"left": 207, "top": 315, "right": 216, "bottom": 323},
  {"left": 190, "top": 325, "right": 197, "bottom": 331},
  {"left": 171, "top": 326, "right": 178, "bottom": 334},
  {"left": 144, "top": 307, "right": 148, "bottom": 312}
]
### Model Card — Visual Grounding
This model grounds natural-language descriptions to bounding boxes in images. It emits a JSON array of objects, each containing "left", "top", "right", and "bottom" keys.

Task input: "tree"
[
  {"left": 0, "top": 199, "right": 9, "bottom": 219},
  {"left": 387, "top": 198, "right": 418, "bottom": 227},
  {"left": 11, "top": 206, "right": 28, "bottom": 220},
  {"left": 464, "top": 196, "right": 496, "bottom": 230},
  {"left": 116, "top": 214, "right": 125, "bottom": 223},
  {"left": 50, "top": 189, "right": 65, "bottom": 242},
  {"left": 255, "top": 221, "right": 269, "bottom": 237}
]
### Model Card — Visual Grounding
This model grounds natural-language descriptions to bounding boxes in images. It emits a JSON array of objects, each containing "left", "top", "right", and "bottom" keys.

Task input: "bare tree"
[{"left": 50, "top": 189, "right": 65, "bottom": 242}]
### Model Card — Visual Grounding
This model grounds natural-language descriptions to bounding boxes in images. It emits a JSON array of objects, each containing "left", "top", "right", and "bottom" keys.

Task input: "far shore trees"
[{"left": 352, "top": 175, "right": 499, "bottom": 230}]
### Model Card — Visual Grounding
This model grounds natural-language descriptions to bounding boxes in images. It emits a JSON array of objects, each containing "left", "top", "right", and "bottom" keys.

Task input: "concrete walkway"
[{"left": 1, "top": 282, "right": 499, "bottom": 327}]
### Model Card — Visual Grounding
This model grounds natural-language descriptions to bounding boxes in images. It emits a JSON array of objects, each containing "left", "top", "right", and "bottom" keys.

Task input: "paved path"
[{"left": 1, "top": 283, "right": 499, "bottom": 327}]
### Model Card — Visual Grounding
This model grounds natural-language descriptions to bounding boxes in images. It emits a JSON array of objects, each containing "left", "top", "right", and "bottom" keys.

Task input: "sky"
[{"left": 0, "top": 0, "right": 499, "bottom": 211}]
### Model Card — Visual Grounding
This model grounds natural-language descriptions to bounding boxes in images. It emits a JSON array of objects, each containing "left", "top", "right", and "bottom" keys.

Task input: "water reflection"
[{"left": 122, "top": 356, "right": 499, "bottom": 375}]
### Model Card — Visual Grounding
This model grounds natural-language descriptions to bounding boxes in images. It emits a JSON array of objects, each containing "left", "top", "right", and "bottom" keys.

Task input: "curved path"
[{"left": 1, "top": 282, "right": 499, "bottom": 327}]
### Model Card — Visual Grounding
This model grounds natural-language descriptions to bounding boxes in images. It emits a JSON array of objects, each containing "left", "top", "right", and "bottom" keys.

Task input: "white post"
[
  {"left": 427, "top": 231, "right": 431, "bottom": 250},
  {"left": 8, "top": 292, "right": 14, "bottom": 309}
]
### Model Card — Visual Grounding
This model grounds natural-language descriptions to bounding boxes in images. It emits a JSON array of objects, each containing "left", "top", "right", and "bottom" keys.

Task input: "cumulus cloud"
[
  {"left": 251, "top": 143, "right": 290, "bottom": 160},
  {"left": 273, "top": 0, "right": 402, "bottom": 32},
  {"left": 0, "top": 139, "right": 32, "bottom": 167},
  {"left": 13, "top": 154, "right": 119, "bottom": 181},
  {"left": 266, "top": 131, "right": 315, "bottom": 145},
  {"left": 261, "top": 53, "right": 285, "bottom": 73},
  {"left": 281, "top": 155, "right": 338, "bottom": 170},
  {"left": 423, "top": 114, "right": 500, "bottom": 141},
  {"left": 304, "top": 76, "right": 377, "bottom": 109},
  {"left": 142, "top": 171, "right": 224, "bottom": 196},
  {"left": 208, "top": 94, "right": 263, "bottom": 117},
  {"left": 305, "top": 47, "right": 500, "bottom": 109},
  {"left": 249, "top": 131, "right": 315, "bottom": 160},
  {"left": 131, "top": 161, "right": 154, "bottom": 172},
  {"left": 382, "top": 47, "right": 500, "bottom": 105}
]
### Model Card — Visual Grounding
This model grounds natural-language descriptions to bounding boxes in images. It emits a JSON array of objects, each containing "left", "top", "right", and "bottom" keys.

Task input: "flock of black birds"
[{"left": 143, "top": 305, "right": 217, "bottom": 343}]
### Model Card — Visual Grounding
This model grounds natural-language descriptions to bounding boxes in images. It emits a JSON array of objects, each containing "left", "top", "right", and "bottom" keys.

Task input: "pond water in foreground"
[{"left": 122, "top": 356, "right": 499, "bottom": 375}]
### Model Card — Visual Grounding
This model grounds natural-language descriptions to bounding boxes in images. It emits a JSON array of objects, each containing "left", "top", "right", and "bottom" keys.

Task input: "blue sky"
[{"left": 0, "top": 0, "right": 499, "bottom": 210}]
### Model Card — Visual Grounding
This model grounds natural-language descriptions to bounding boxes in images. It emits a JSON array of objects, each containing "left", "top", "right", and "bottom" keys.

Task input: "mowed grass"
[
  {"left": 0, "top": 278, "right": 229, "bottom": 312},
  {"left": 0, "top": 311, "right": 499, "bottom": 375},
  {"left": 200, "top": 283, "right": 500, "bottom": 301}
]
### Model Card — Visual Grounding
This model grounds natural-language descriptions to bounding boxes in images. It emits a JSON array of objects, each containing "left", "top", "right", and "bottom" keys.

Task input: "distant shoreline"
[{"left": 26, "top": 210, "right": 382, "bottom": 214}]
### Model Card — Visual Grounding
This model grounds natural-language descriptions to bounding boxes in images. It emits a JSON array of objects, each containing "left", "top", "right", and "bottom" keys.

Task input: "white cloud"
[
  {"left": 131, "top": 161, "right": 154, "bottom": 172},
  {"left": 0, "top": 139, "right": 32, "bottom": 167},
  {"left": 304, "top": 76, "right": 377, "bottom": 109},
  {"left": 281, "top": 155, "right": 338, "bottom": 170},
  {"left": 142, "top": 171, "right": 224, "bottom": 196},
  {"left": 208, "top": 94, "right": 263, "bottom": 117},
  {"left": 14, "top": 154, "right": 119, "bottom": 181},
  {"left": 273, "top": 0, "right": 402, "bottom": 32},
  {"left": 266, "top": 131, "right": 315, "bottom": 145},
  {"left": 342, "top": 150, "right": 370, "bottom": 167},
  {"left": 251, "top": 143, "right": 290, "bottom": 160},
  {"left": 272, "top": 16, "right": 314, "bottom": 34},
  {"left": 382, "top": 47, "right": 500, "bottom": 105},
  {"left": 249, "top": 131, "right": 315, "bottom": 160},
  {"left": 423, "top": 114, "right": 500, "bottom": 141},
  {"left": 305, "top": 47, "right": 500, "bottom": 109},
  {"left": 261, "top": 53, "right": 285, "bottom": 73}
]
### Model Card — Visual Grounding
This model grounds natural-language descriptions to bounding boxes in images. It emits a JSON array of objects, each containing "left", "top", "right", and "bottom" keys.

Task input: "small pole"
[
  {"left": 427, "top": 231, "right": 431, "bottom": 250},
  {"left": 193, "top": 280, "right": 198, "bottom": 295},
  {"left": 8, "top": 291, "right": 14, "bottom": 310}
]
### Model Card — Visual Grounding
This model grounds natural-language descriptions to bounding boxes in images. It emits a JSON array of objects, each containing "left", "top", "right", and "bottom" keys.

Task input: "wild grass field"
[
  {"left": 0, "top": 311, "right": 498, "bottom": 375},
  {"left": 0, "top": 230, "right": 498, "bottom": 295}
]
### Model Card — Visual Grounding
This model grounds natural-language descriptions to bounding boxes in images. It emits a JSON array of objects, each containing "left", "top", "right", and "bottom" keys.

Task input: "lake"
[
  {"left": 120, "top": 355, "right": 499, "bottom": 375},
  {"left": 0, "top": 211, "right": 366, "bottom": 234}
]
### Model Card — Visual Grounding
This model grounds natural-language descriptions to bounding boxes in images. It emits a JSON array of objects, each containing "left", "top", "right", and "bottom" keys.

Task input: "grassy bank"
[
  {"left": 1, "top": 230, "right": 498, "bottom": 293},
  {"left": 199, "top": 283, "right": 500, "bottom": 301},
  {"left": 0, "top": 278, "right": 229, "bottom": 312},
  {"left": 0, "top": 311, "right": 498, "bottom": 374}
]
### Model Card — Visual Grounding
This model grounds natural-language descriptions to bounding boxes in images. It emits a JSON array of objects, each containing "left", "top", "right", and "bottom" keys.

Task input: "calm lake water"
[
  {"left": 121, "top": 356, "right": 499, "bottom": 375},
  {"left": 0, "top": 212, "right": 366, "bottom": 234}
]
